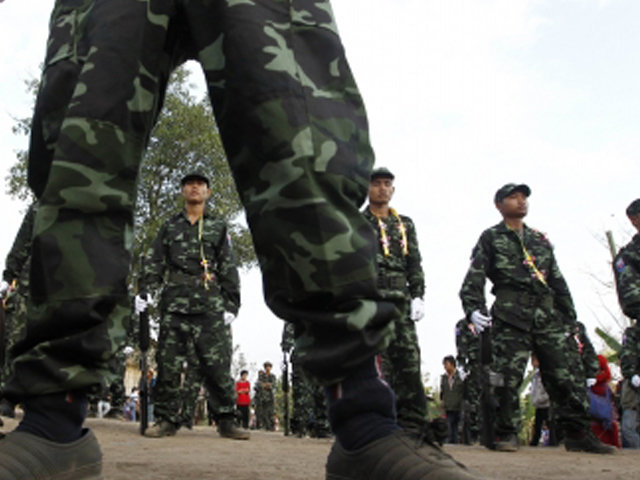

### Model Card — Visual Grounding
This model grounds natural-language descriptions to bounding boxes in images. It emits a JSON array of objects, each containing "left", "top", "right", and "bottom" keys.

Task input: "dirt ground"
[{"left": 2, "top": 417, "right": 639, "bottom": 480}]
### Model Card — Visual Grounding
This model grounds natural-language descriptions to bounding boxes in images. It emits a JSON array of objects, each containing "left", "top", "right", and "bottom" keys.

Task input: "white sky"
[{"left": 0, "top": 0, "right": 638, "bottom": 387}]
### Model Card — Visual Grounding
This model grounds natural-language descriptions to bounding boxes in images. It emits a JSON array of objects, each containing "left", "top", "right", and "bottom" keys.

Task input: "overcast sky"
[{"left": 0, "top": 0, "right": 638, "bottom": 387}]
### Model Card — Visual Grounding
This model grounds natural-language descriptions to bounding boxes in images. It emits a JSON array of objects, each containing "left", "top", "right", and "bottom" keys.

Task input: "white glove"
[
  {"left": 586, "top": 378, "right": 596, "bottom": 388},
  {"left": 457, "top": 367, "right": 467, "bottom": 381},
  {"left": 470, "top": 310, "right": 492, "bottom": 333},
  {"left": 123, "top": 346, "right": 134, "bottom": 356},
  {"left": 224, "top": 311, "right": 236, "bottom": 326},
  {"left": 0, "top": 280, "right": 9, "bottom": 296},
  {"left": 632, "top": 375, "right": 640, "bottom": 388},
  {"left": 134, "top": 294, "right": 151, "bottom": 314},
  {"left": 410, "top": 297, "right": 425, "bottom": 321}
]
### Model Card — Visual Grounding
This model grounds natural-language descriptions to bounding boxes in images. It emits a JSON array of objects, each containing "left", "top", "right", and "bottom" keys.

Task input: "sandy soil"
[{"left": 2, "top": 417, "right": 638, "bottom": 480}]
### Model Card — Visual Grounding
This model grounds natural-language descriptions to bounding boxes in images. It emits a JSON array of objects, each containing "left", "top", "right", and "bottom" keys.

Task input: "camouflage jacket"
[
  {"left": 255, "top": 370, "right": 277, "bottom": 401},
  {"left": 455, "top": 319, "right": 480, "bottom": 369},
  {"left": 2, "top": 202, "right": 37, "bottom": 295},
  {"left": 621, "top": 323, "right": 640, "bottom": 380},
  {"left": 460, "top": 222, "right": 576, "bottom": 330},
  {"left": 613, "top": 234, "right": 640, "bottom": 321},
  {"left": 145, "top": 210, "right": 240, "bottom": 315},
  {"left": 362, "top": 207, "right": 425, "bottom": 299},
  {"left": 566, "top": 321, "right": 600, "bottom": 380}
]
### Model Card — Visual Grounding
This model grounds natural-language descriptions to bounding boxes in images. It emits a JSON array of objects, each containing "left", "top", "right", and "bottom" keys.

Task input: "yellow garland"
[
  {"left": 510, "top": 226, "right": 547, "bottom": 286},
  {"left": 198, "top": 215, "right": 212, "bottom": 290},
  {"left": 375, "top": 208, "right": 408, "bottom": 257}
]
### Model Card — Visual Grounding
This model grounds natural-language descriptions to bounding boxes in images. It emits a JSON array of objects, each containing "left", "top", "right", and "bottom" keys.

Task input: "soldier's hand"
[
  {"left": 470, "top": 310, "right": 491, "bottom": 333},
  {"left": 134, "top": 294, "right": 151, "bottom": 314},
  {"left": 586, "top": 378, "right": 596, "bottom": 388},
  {"left": 0, "top": 280, "right": 9, "bottom": 297},
  {"left": 457, "top": 367, "right": 467, "bottom": 381},
  {"left": 410, "top": 297, "right": 425, "bottom": 321},
  {"left": 224, "top": 311, "right": 236, "bottom": 326},
  {"left": 632, "top": 375, "right": 640, "bottom": 388}
]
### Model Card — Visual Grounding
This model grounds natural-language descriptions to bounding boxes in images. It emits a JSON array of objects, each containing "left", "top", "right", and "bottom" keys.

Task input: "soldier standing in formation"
[
  {"left": 459, "top": 183, "right": 614, "bottom": 454},
  {"left": 615, "top": 199, "right": 640, "bottom": 445},
  {"left": 362, "top": 167, "right": 428, "bottom": 434},
  {"left": 254, "top": 362, "right": 276, "bottom": 431},
  {"left": 0, "top": 0, "right": 487, "bottom": 477},
  {"left": 282, "top": 322, "right": 330, "bottom": 438},
  {"left": 140, "top": 172, "right": 248, "bottom": 440},
  {"left": 0, "top": 203, "right": 38, "bottom": 419},
  {"left": 455, "top": 318, "right": 481, "bottom": 444}
]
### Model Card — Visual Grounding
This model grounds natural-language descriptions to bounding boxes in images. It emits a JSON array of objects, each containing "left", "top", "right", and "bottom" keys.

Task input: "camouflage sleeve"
[
  {"left": 579, "top": 324, "right": 600, "bottom": 379},
  {"left": 281, "top": 321, "right": 295, "bottom": 353},
  {"left": 459, "top": 231, "right": 492, "bottom": 318},
  {"left": 621, "top": 325, "right": 640, "bottom": 379},
  {"left": 2, "top": 203, "right": 37, "bottom": 283},
  {"left": 546, "top": 251, "right": 576, "bottom": 321},
  {"left": 214, "top": 222, "right": 241, "bottom": 315},
  {"left": 613, "top": 249, "right": 640, "bottom": 320},
  {"left": 404, "top": 216, "right": 425, "bottom": 298},
  {"left": 145, "top": 222, "right": 168, "bottom": 295}
]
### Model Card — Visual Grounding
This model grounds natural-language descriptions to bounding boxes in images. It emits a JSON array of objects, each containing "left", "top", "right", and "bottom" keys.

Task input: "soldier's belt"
[
  {"left": 168, "top": 271, "right": 205, "bottom": 286},
  {"left": 496, "top": 290, "right": 553, "bottom": 310},
  {"left": 377, "top": 275, "right": 407, "bottom": 290}
]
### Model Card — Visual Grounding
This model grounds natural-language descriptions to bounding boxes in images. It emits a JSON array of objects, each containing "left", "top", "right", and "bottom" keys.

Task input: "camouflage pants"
[
  {"left": 380, "top": 307, "right": 428, "bottom": 430},
  {"left": 11, "top": 0, "right": 400, "bottom": 401},
  {"left": 153, "top": 312, "right": 235, "bottom": 425},
  {"left": 1, "top": 293, "right": 28, "bottom": 394},
  {"left": 291, "top": 357, "right": 329, "bottom": 434},
  {"left": 492, "top": 309, "right": 589, "bottom": 437},
  {"left": 256, "top": 395, "right": 275, "bottom": 431},
  {"left": 463, "top": 365, "right": 481, "bottom": 440}
]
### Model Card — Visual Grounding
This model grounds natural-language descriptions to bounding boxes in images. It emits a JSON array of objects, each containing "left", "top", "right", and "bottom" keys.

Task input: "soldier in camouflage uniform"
[
  {"left": 616, "top": 200, "right": 640, "bottom": 412},
  {"left": 362, "top": 167, "right": 428, "bottom": 433},
  {"left": 282, "top": 322, "right": 330, "bottom": 438},
  {"left": 455, "top": 319, "right": 481, "bottom": 444},
  {"left": 141, "top": 172, "right": 247, "bottom": 440},
  {"left": 2, "top": 0, "right": 484, "bottom": 478},
  {"left": 0, "top": 203, "right": 38, "bottom": 419},
  {"left": 254, "top": 362, "right": 277, "bottom": 431},
  {"left": 460, "top": 183, "right": 614, "bottom": 454}
]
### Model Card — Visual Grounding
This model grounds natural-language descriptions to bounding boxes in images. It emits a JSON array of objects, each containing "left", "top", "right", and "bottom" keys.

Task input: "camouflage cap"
[
  {"left": 180, "top": 171, "right": 210, "bottom": 187},
  {"left": 494, "top": 183, "right": 531, "bottom": 203},
  {"left": 627, "top": 199, "right": 640, "bottom": 217},
  {"left": 370, "top": 167, "right": 395, "bottom": 181}
]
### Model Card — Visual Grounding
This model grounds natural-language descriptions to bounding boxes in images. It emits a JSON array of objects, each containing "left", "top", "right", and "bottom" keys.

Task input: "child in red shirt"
[{"left": 236, "top": 370, "right": 251, "bottom": 429}]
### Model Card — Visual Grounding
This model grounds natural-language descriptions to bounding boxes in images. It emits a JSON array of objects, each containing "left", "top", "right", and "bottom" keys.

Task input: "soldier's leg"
[
  {"left": 491, "top": 321, "right": 532, "bottom": 440},
  {"left": 532, "top": 314, "right": 590, "bottom": 435},
  {"left": 178, "top": 339, "right": 201, "bottom": 428},
  {"left": 383, "top": 311, "right": 428, "bottom": 431},
  {"left": 152, "top": 313, "right": 190, "bottom": 428}
]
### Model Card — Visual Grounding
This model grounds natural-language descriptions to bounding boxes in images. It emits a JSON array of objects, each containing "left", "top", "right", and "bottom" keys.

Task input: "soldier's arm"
[
  {"left": 144, "top": 222, "right": 169, "bottom": 295},
  {"left": 546, "top": 249, "right": 577, "bottom": 321},
  {"left": 459, "top": 231, "right": 492, "bottom": 318},
  {"left": 404, "top": 217, "right": 425, "bottom": 299},
  {"left": 214, "top": 222, "right": 241, "bottom": 315},
  {"left": 455, "top": 321, "right": 468, "bottom": 368},
  {"left": 621, "top": 325, "right": 640, "bottom": 380},
  {"left": 613, "top": 250, "right": 640, "bottom": 321},
  {"left": 2, "top": 203, "right": 36, "bottom": 283}
]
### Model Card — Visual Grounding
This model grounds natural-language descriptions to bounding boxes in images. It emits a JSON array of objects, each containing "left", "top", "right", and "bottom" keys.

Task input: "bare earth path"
[{"left": 3, "top": 418, "right": 638, "bottom": 479}]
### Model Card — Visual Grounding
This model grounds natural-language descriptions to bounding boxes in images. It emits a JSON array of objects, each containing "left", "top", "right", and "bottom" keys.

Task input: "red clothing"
[
  {"left": 589, "top": 355, "right": 621, "bottom": 448},
  {"left": 236, "top": 380, "right": 251, "bottom": 406}
]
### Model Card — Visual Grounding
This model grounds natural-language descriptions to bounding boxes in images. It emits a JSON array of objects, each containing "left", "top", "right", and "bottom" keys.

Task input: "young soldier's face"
[
  {"left": 496, "top": 191, "right": 528, "bottom": 219},
  {"left": 182, "top": 179, "right": 211, "bottom": 205},
  {"left": 369, "top": 178, "right": 395, "bottom": 205}
]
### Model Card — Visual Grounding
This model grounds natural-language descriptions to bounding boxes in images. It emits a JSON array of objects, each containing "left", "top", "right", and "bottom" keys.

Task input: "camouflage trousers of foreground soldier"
[
  {"left": 291, "top": 358, "right": 330, "bottom": 436},
  {"left": 491, "top": 308, "right": 590, "bottom": 437},
  {"left": 9, "top": 0, "right": 399, "bottom": 401},
  {"left": 153, "top": 312, "right": 235, "bottom": 425}
]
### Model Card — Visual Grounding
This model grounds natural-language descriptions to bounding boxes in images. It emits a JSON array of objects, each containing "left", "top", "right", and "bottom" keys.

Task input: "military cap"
[
  {"left": 180, "top": 171, "right": 210, "bottom": 187},
  {"left": 626, "top": 199, "right": 640, "bottom": 217},
  {"left": 370, "top": 167, "right": 395, "bottom": 180},
  {"left": 494, "top": 183, "right": 531, "bottom": 203}
]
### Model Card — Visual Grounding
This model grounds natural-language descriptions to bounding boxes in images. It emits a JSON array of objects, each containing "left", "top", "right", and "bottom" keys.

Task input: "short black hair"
[
  {"left": 240, "top": 370, "right": 248, "bottom": 376},
  {"left": 443, "top": 355, "right": 456, "bottom": 367},
  {"left": 626, "top": 199, "right": 640, "bottom": 217}
]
